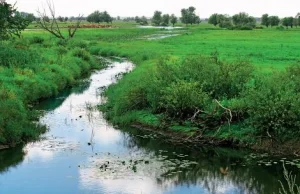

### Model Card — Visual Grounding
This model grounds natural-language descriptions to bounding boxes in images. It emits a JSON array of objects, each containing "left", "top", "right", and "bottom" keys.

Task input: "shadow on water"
[
  {"left": 0, "top": 146, "right": 26, "bottom": 173},
  {"left": 35, "top": 79, "right": 92, "bottom": 111}
]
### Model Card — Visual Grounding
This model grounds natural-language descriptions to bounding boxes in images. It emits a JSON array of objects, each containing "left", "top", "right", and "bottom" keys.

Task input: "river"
[{"left": 0, "top": 59, "right": 299, "bottom": 194}]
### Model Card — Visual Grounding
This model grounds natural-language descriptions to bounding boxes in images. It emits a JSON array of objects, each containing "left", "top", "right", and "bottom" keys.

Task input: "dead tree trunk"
[{"left": 37, "top": 0, "right": 82, "bottom": 39}]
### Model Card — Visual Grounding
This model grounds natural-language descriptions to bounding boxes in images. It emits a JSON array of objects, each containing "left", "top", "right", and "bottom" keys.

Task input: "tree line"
[
  {"left": 85, "top": 6, "right": 200, "bottom": 27},
  {"left": 262, "top": 14, "right": 300, "bottom": 28},
  {"left": 209, "top": 12, "right": 300, "bottom": 30},
  {"left": 208, "top": 13, "right": 256, "bottom": 30},
  {"left": 151, "top": 7, "right": 200, "bottom": 26}
]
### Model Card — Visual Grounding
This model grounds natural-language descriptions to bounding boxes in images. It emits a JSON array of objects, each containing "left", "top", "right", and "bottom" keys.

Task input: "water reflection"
[
  {"left": 0, "top": 146, "right": 25, "bottom": 173},
  {"left": 76, "top": 127, "right": 289, "bottom": 194}
]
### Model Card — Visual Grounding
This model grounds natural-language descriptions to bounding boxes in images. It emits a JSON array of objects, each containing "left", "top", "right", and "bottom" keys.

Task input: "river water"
[{"left": 0, "top": 59, "right": 299, "bottom": 194}]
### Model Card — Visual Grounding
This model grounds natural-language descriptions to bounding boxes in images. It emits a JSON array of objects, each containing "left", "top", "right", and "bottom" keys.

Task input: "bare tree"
[{"left": 37, "top": 0, "right": 82, "bottom": 39}]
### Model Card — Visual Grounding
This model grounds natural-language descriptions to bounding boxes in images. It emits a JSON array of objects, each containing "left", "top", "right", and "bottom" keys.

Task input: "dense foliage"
[
  {"left": 181, "top": 7, "right": 200, "bottom": 26},
  {"left": 232, "top": 12, "right": 256, "bottom": 30},
  {"left": 102, "top": 55, "right": 300, "bottom": 143},
  {"left": 208, "top": 12, "right": 257, "bottom": 30},
  {"left": 0, "top": 37, "right": 101, "bottom": 145},
  {"left": 0, "top": 2, "right": 32, "bottom": 39},
  {"left": 87, "top": 11, "right": 113, "bottom": 24},
  {"left": 135, "top": 16, "right": 148, "bottom": 25}
]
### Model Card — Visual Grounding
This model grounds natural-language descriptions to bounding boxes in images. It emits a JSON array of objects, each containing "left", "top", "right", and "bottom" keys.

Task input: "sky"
[{"left": 6, "top": 0, "right": 300, "bottom": 18}]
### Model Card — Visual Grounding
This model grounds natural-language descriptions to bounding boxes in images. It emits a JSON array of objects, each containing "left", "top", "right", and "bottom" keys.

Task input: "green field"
[{"left": 1, "top": 23, "right": 300, "bottom": 148}]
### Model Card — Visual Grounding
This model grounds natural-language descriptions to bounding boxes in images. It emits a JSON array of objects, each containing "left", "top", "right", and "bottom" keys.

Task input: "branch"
[{"left": 214, "top": 99, "right": 232, "bottom": 128}]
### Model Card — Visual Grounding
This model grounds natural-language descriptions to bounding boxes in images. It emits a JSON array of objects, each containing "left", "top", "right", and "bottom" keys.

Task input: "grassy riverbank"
[
  {"left": 2, "top": 23, "right": 300, "bottom": 151},
  {"left": 85, "top": 24, "right": 300, "bottom": 151},
  {"left": 0, "top": 32, "right": 105, "bottom": 146}
]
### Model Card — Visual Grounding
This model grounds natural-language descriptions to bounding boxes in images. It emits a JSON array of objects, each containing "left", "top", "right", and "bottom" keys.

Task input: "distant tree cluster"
[
  {"left": 232, "top": 12, "right": 256, "bottom": 29},
  {"left": 261, "top": 14, "right": 282, "bottom": 28},
  {"left": 87, "top": 11, "right": 113, "bottom": 24},
  {"left": 57, "top": 16, "right": 68, "bottom": 22},
  {"left": 209, "top": 12, "right": 256, "bottom": 30},
  {"left": 208, "top": 13, "right": 232, "bottom": 28},
  {"left": 0, "top": 1, "right": 33, "bottom": 39},
  {"left": 181, "top": 6, "right": 200, "bottom": 26},
  {"left": 135, "top": 16, "right": 148, "bottom": 25},
  {"left": 261, "top": 14, "right": 300, "bottom": 29},
  {"left": 151, "top": 11, "right": 178, "bottom": 26},
  {"left": 282, "top": 17, "right": 296, "bottom": 28},
  {"left": 122, "top": 17, "right": 135, "bottom": 22}
]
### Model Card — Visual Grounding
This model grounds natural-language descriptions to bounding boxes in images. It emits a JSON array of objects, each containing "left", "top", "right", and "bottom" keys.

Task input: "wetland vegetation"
[{"left": 0, "top": 0, "right": 300, "bottom": 192}]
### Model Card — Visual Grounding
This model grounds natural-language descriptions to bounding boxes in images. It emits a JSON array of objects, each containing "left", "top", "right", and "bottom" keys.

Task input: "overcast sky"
[{"left": 6, "top": 0, "right": 300, "bottom": 18}]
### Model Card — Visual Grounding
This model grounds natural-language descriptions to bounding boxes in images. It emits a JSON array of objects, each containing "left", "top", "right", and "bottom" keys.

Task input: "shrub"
[
  {"left": 243, "top": 72, "right": 300, "bottom": 140},
  {"left": 276, "top": 26, "right": 285, "bottom": 30},
  {"left": 160, "top": 80, "right": 210, "bottom": 119},
  {"left": 104, "top": 56, "right": 254, "bottom": 128},
  {"left": 72, "top": 48, "right": 91, "bottom": 61},
  {"left": 30, "top": 36, "right": 44, "bottom": 44},
  {"left": 69, "top": 40, "right": 88, "bottom": 49},
  {"left": 219, "top": 21, "right": 233, "bottom": 29},
  {"left": 56, "top": 39, "right": 68, "bottom": 47},
  {"left": 0, "top": 45, "right": 39, "bottom": 67}
]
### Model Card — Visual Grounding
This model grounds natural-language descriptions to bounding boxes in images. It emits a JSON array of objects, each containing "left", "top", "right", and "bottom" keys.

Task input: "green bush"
[
  {"left": 276, "top": 26, "right": 285, "bottom": 30},
  {"left": 243, "top": 72, "right": 300, "bottom": 140},
  {"left": 30, "top": 36, "right": 44, "bottom": 44},
  {"left": 104, "top": 56, "right": 254, "bottom": 128},
  {"left": 69, "top": 40, "right": 88, "bottom": 49},
  {"left": 0, "top": 45, "right": 40, "bottom": 67},
  {"left": 160, "top": 80, "right": 210, "bottom": 119},
  {"left": 72, "top": 48, "right": 91, "bottom": 61},
  {"left": 56, "top": 39, "right": 68, "bottom": 47}
]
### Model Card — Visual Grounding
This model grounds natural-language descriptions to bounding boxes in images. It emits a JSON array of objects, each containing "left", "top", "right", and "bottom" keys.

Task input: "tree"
[
  {"left": 0, "top": 1, "right": 31, "bottom": 39},
  {"left": 57, "top": 16, "right": 64, "bottom": 22},
  {"left": 134, "top": 16, "right": 148, "bottom": 25},
  {"left": 181, "top": 6, "right": 198, "bottom": 26},
  {"left": 87, "top": 11, "right": 101, "bottom": 23},
  {"left": 135, "top": 16, "right": 140, "bottom": 23},
  {"left": 140, "top": 16, "right": 148, "bottom": 25},
  {"left": 195, "top": 16, "right": 201, "bottom": 25},
  {"left": 152, "top": 11, "right": 162, "bottom": 26},
  {"left": 269, "top": 16, "right": 280, "bottom": 27},
  {"left": 37, "top": 0, "right": 82, "bottom": 39},
  {"left": 64, "top": 17, "right": 68, "bottom": 22},
  {"left": 261, "top": 14, "right": 269, "bottom": 27},
  {"left": 293, "top": 18, "right": 299, "bottom": 28},
  {"left": 218, "top": 14, "right": 233, "bottom": 29},
  {"left": 102, "top": 11, "right": 113, "bottom": 24},
  {"left": 19, "top": 12, "right": 36, "bottom": 23},
  {"left": 208, "top": 13, "right": 219, "bottom": 26},
  {"left": 232, "top": 12, "right": 256, "bottom": 29},
  {"left": 161, "top": 14, "right": 170, "bottom": 26},
  {"left": 282, "top": 17, "right": 294, "bottom": 28},
  {"left": 170, "top": 14, "right": 177, "bottom": 27}
]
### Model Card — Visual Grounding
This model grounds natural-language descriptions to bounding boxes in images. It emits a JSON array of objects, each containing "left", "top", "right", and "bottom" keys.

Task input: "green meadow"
[{"left": 1, "top": 23, "right": 300, "bottom": 148}]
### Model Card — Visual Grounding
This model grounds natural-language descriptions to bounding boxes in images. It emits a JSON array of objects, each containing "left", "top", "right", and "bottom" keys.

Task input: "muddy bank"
[
  {"left": 131, "top": 123, "right": 300, "bottom": 156},
  {"left": 0, "top": 145, "right": 9, "bottom": 151}
]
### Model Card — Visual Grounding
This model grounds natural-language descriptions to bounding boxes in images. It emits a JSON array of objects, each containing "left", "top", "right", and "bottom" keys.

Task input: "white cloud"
[{"left": 6, "top": 0, "right": 300, "bottom": 18}]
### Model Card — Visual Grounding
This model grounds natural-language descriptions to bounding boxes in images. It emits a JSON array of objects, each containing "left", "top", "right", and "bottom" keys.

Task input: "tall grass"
[
  {"left": 0, "top": 37, "right": 102, "bottom": 146},
  {"left": 279, "top": 164, "right": 300, "bottom": 194}
]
